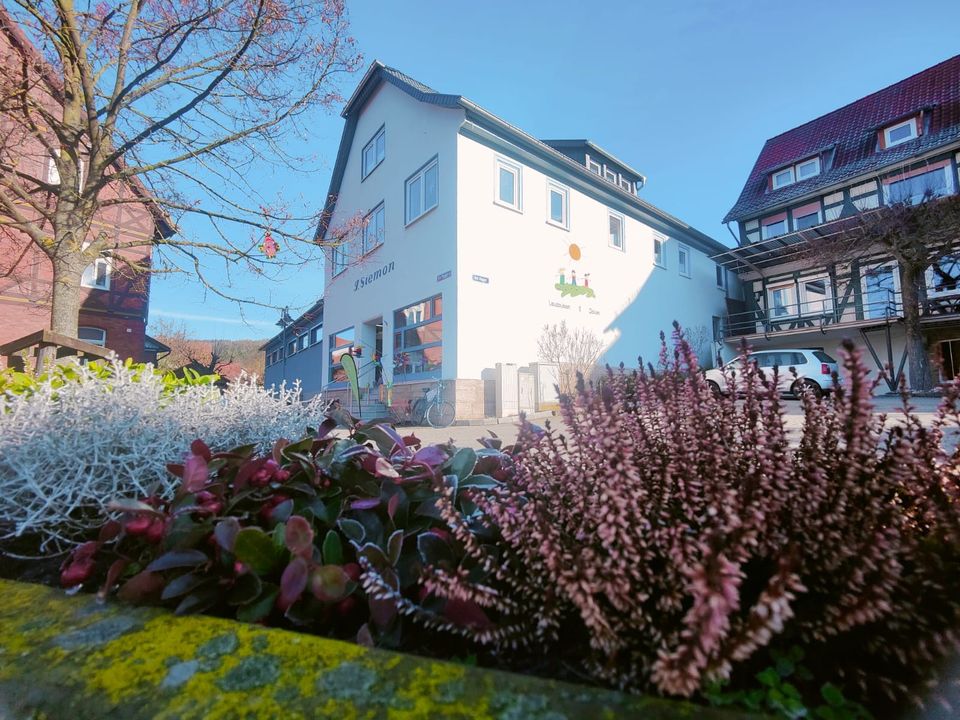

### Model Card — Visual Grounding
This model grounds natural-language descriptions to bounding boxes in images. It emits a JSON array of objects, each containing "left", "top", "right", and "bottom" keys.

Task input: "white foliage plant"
[{"left": 0, "top": 357, "right": 327, "bottom": 552}]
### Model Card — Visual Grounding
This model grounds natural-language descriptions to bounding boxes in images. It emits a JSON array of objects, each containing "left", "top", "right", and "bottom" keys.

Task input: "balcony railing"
[{"left": 725, "top": 287, "right": 960, "bottom": 338}]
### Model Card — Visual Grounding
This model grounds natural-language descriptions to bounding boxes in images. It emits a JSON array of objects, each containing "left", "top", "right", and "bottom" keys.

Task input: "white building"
[{"left": 264, "top": 62, "right": 736, "bottom": 419}]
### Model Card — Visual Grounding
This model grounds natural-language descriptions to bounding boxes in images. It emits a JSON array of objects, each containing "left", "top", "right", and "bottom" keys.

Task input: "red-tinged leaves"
[
  {"left": 350, "top": 497, "right": 380, "bottom": 511},
  {"left": 412, "top": 445, "right": 447, "bottom": 469},
  {"left": 315, "top": 417, "right": 337, "bottom": 440},
  {"left": 402, "top": 434, "right": 420, "bottom": 447},
  {"left": 72, "top": 540, "right": 100, "bottom": 562},
  {"left": 272, "top": 438, "right": 290, "bottom": 464},
  {"left": 278, "top": 556, "right": 309, "bottom": 611},
  {"left": 182, "top": 453, "right": 209, "bottom": 493},
  {"left": 443, "top": 598, "right": 493, "bottom": 630},
  {"left": 97, "top": 558, "right": 130, "bottom": 601},
  {"left": 285, "top": 515, "right": 314, "bottom": 557},
  {"left": 146, "top": 549, "right": 210, "bottom": 573},
  {"left": 166, "top": 463, "right": 184, "bottom": 478},
  {"left": 214, "top": 517, "right": 241, "bottom": 552},
  {"left": 234, "top": 457, "right": 269, "bottom": 491},
  {"left": 117, "top": 571, "right": 164, "bottom": 603},
  {"left": 361, "top": 454, "right": 400, "bottom": 479},
  {"left": 190, "top": 439, "right": 212, "bottom": 462},
  {"left": 310, "top": 565, "right": 349, "bottom": 602},
  {"left": 60, "top": 557, "right": 95, "bottom": 587},
  {"left": 369, "top": 594, "right": 398, "bottom": 630},
  {"left": 98, "top": 520, "right": 122, "bottom": 544}
]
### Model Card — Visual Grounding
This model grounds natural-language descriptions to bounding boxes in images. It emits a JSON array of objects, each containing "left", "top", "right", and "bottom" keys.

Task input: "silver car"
[{"left": 704, "top": 348, "right": 839, "bottom": 399}]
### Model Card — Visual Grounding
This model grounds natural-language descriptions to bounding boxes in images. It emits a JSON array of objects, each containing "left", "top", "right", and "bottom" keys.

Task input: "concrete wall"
[
  {"left": 320, "top": 82, "right": 465, "bottom": 389},
  {"left": 455, "top": 132, "right": 731, "bottom": 380}
]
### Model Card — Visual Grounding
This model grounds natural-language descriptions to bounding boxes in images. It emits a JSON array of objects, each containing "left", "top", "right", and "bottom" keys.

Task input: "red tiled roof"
[{"left": 724, "top": 54, "right": 960, "bottom": 223}]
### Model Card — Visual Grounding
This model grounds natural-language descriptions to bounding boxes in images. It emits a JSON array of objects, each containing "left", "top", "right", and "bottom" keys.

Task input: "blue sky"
[{"left": 148, "top": 0, "right": 960, "bottom": 340}]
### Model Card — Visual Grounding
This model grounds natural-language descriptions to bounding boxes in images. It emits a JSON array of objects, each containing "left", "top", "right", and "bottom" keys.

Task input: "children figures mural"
[{"left": 555, "top": 243, "right": 596, "bottom": 298}]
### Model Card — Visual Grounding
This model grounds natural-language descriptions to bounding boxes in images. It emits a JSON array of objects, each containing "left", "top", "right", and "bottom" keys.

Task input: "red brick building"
[{"left": 0, "top": 9, "right": 173, "bottom": 364}]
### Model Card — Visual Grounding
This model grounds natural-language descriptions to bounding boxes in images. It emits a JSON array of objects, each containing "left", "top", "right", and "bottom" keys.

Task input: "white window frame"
[
  {"left": 796, "top": 157, "right": 821, "bottom": 181},
  {"left": 761, "top": 218, "right": 789, "bottom": 240},
  {"left": 618, "top": 175, "right": 632, "bottom": 193},
  {"left": 361, "top": 126, "right": 385, "bottom": 179},
  {"left": 678, "top": 243, "right": 691, "bottom": 278},
  {"left": 603, "top": 166, "right": 617, "bottom": 184},
  {"left": 716, "top": 264, "right": 726, "bottom": 290},
  {"left": 793, "top": 208, "right": 822, "bottom": 231},
  {"left": 546, "top": 181, "right": 569, "bottom": 229},
  {"left": 608, "top": 211, "right": 625, "bottom": 251},
  {"left": 78, "top": 327, "right": 106, "bottom": 347},
  {"left": 860, "top": 262, "right": 901, "bottom": 320},
  {"left": 362, "top": 202, "right": 385, "bottom": 255},
  {"left": 80, "top": 255, "right": 112, "bottom": 290},
  {"left": 653, "top": 234, "right": 666, "bottom": 268},
  {"left": 883, "top": 165, "right": 954, "bottom": 206},
  {"left": 767, "top": 283, "right": 797, "bottom": 319},
  {"left": 772, "top": 167, "right": 795, "bottom": 189},
  {"left": 884, "top": 118, "right": 918, "bottom": 148},
  {"left": 585, "top": 155, "right": 601, "bottom": 175},
  {"left": 494, "top": 157, "right": 522, "bottom": 212},
  {"left": 47, "top": 150, "right": 85, "bottom": 188},
  {"left": 405, "top": 156, "right": 439, "bottom": 226},
  {"left": 331, "top": 240, "right": 351, "bottom": 277},
  {"left": 800, "top": 275, "right": 833, "bottom": 315}
]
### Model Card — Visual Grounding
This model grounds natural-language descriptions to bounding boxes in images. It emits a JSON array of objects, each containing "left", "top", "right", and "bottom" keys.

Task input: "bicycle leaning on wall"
[{"left": 388, "top": 378, "right": 455, "bottom": 428}]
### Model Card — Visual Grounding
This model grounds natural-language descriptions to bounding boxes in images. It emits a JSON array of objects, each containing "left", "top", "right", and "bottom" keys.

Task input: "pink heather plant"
[{"left": 415, "top": 324, "right": 960, "bottom": 705}]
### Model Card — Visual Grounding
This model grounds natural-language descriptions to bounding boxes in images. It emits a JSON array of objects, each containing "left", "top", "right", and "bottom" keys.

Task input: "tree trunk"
[
  {"left": 50, "top": 254, "right": 83, "bottom": 339},
  {"left": 900, "top": 263, "right": 935, "bottom": 392}
]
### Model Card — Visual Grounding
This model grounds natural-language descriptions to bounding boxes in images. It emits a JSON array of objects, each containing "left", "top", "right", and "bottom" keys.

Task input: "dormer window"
[
  {"left": 796, "top": 157, "right": 820, "bottom": 180},
  {"left": 771, "top": 156, "right": 821, "bottom": 190},
  {"left": 883, "top": 118, "right": 918, "bottom": 148},
  {"left": 585, "top": 155, "right": 602, "bottom": 175},
  {"left": 603, "top": 167, "right": 617, "bottom": 183},
  {"left": 772, "top": 167, "right": 795, "bottom": 189}
]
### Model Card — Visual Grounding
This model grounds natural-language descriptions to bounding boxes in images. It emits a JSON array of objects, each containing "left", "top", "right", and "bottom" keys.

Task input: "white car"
[{"left": 704, "top": 348, "right": 839, "bottom": 399}]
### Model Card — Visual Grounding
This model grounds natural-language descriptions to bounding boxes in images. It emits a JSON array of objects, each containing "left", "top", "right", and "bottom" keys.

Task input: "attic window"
[
  {"left": 883, "top": 118, "right": 918, "bottom": 148},
  {"left": 585, "top": 155, "right": 602, "bottom": 175},
  {"left": 771, "top": 156, "right": 821, "bottom": 190}
]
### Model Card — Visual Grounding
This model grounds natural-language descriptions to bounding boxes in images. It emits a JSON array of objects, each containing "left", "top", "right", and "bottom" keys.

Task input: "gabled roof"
[
  {"left": 724, "top": 54, "right": 960, "bottom": 224},
  {"left": 318, "top": 61, "right": 727, "bottom": 255}
]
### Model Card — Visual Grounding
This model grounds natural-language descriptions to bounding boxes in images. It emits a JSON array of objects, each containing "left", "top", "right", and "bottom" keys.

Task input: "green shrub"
[{"left": 0, "top": 359, "right": 217, "bottom": 398}]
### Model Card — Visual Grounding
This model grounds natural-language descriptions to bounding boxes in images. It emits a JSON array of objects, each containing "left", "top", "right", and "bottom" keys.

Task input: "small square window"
[
  {"left": 586, "top": 155, "right": 601, "bottom": 175},
  {"left": 796, "top": 158, "right": 820, "bottom": 180},
  {"left": 678, "top": 244, "right": 691, "bottom": 278},
  {"left": 608, "top": 212, "right": 624, "bottom": 250},
  {"left": 405, "top": 157, "right": 439, "bottom": 224},
  {"left": 298, "top": 335, "right": 308, "bottom": 351},
  {"left": 884, "top": 118, "right": 917, "bottom": 148},
  {"left": 772, "top": 167, "right": 795, "bottom": 189},
  {"left": 618, "top": 176, "right": 632, "bottom": 192},
  {"left": 603, "top": 167, "right": 617, "bottom": 184},
  {"left": 762, "top": 218, "right": 788, "bottom": 239},
  {"left": 310, "top": 325, "right": 323, "bottom": 345},
  {"left": 287, "top": 340, "right": 297, "bottom": 355},
  {"left": 362, "top": 126, "right": 385, "bottom": 179},
  {"left": 794, "top": 210, "right": 820, "bottom": 230},
  {"left": 362, "top": 203, "right": 385, "bottom": 254},
  {"left": 547, "top": 182, "right": 568, "bottom": 228},
  {"left": 495, "top": 158, "right": 521, "bottom": 211},
  {"left": 653, "top": 235, "right": 665, "bottom": 267}
]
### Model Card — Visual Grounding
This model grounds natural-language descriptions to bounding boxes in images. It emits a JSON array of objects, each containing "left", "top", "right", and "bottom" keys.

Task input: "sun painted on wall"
[{"left": 555, "top": 243, "right": 596, "bottom": 298}]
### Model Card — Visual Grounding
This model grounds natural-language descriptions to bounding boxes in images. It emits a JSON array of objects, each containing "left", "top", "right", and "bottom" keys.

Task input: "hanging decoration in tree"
[{"left": 260, "top": 231, "right": 280, "bottom": 258}]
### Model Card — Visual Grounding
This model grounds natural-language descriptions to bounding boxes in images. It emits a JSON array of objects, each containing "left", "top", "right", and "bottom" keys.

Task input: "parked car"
[{"left": 704, "top": 348, "right": 839, "bottom": 399}]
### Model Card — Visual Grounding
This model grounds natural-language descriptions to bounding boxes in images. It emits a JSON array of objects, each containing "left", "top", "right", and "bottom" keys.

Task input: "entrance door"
[{"left": 518, "top": 370, "right": 535, "bottom": 412}]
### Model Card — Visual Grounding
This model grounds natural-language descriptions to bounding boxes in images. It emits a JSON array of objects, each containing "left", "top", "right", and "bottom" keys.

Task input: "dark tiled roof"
[{"left": 724, "top": 54, "right": 960, "bottom": 223}]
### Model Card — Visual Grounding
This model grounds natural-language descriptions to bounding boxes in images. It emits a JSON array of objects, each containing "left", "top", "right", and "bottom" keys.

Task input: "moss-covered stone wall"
[{"left": 0, "top": 579, "right": 747, "bottom": 719}]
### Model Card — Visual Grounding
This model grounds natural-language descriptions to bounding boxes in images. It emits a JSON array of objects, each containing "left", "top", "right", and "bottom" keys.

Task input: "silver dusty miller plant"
[{"left": 0, "top": 357, "right": 327, "bottom": 550}]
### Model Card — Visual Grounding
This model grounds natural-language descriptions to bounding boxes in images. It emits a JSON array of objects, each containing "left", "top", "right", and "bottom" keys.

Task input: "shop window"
[{"left": 393, "top": 294, "right": 442, "bottom": 380}]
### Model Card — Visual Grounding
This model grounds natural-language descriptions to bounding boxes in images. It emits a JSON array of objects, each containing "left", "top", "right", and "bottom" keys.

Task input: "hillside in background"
[{"left": 151, "top": 320, "right": 266, "bottom": 382}]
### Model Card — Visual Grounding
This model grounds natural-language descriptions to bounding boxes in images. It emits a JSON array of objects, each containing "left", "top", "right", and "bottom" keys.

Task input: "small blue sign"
[
  {"left": 437, "top": 270, "right": 451, "bottom": 282},
  {"left": 472, "top": 274, "right": 489, "bottom": 284}
]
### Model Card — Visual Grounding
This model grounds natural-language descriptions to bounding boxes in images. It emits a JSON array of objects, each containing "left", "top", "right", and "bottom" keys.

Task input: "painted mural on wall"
[{"left": 555, "top": 243, "right": 595, "bottom": 298}]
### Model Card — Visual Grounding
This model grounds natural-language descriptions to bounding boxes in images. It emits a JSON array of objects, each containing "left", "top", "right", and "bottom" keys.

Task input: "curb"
[{"left": 0, "top": 579, "right": 745, "bottom": 719}]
